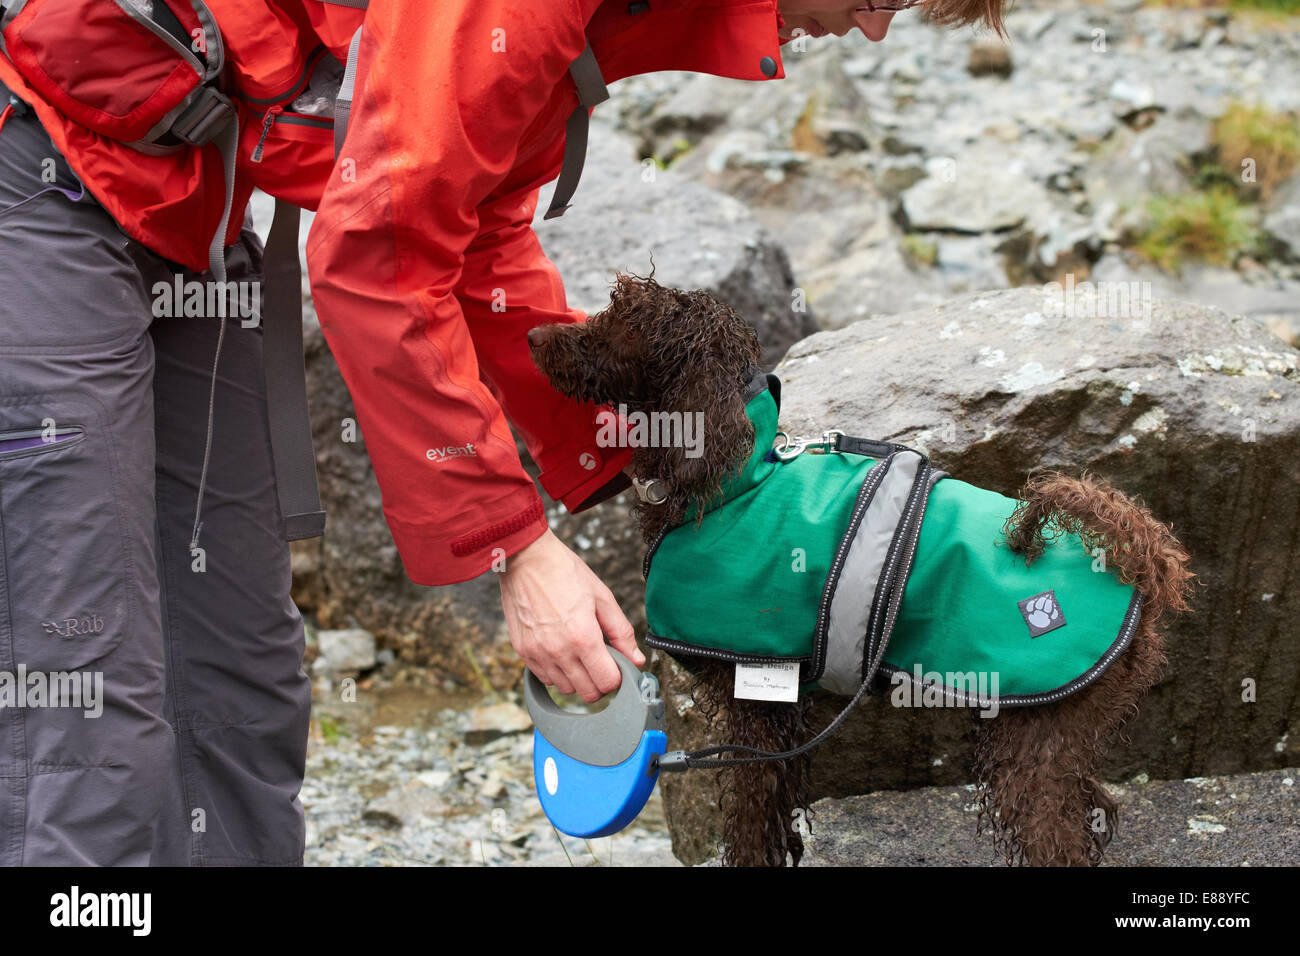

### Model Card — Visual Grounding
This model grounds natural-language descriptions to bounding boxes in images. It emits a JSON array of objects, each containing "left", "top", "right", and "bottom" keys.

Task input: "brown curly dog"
[{"left": 527, "top": 270, "right": 1194, "bottom": 867}]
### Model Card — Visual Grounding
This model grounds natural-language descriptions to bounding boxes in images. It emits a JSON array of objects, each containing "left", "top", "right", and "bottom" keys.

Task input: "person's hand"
[{"left": 499, "top": 528, "right": 646, "bottom": 702}]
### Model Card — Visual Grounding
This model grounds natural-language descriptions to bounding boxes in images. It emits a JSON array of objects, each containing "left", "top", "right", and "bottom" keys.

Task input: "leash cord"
[{"left": 657, "top": 672, "right": 873, "bottom": 771}]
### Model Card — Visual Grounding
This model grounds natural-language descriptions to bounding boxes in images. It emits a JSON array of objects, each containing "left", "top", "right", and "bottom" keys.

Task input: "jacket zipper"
[{"left": 250, "top": 105, "right": 282, "bottom": 163}]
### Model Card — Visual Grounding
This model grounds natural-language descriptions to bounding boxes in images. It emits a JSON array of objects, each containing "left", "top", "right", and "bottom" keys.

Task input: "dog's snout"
[{"left": 526, "top": 326, "right": 547, "bottom": 350}]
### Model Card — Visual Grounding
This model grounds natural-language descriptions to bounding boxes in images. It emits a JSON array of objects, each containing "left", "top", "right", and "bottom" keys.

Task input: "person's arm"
[
  {"left": 455, "top": 180, "right": 633, "bottom": 513},
  {"left": 305, "top": 0, "right": 640, "bottom": 698}
]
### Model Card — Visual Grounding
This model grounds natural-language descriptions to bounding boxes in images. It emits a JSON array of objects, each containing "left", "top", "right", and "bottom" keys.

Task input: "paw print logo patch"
[{"left": 1018, "top": 590, "right": 1066, "bottom": 637}]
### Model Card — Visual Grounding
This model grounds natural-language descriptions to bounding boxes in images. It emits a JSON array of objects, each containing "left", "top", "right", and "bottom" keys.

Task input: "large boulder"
[
  {"left": 657, "top": 286, "right": 1300, "bottom": 864},
  {"left": 535, "top": 123, "right": 818, "bottom": 365},
  {"left": 799, "top": 768, "right": 1300, "bottom": 866}
]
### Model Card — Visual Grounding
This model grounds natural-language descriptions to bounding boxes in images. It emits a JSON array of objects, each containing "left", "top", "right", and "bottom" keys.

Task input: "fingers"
[
  {"left": 497, "top": 534, "right": 641, "bottom": 704},
  {"left": 578, "top": 638, "right": 622, "bottom": 701},
  {"left": 593, "top": 583, "right": 645, "bottom": 668},
  {"left": 560, "top": 639, "right": 604, "bottom": 703}
]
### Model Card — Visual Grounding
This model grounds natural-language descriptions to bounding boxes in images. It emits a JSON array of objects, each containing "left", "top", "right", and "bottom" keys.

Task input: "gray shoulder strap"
[
  {"left": 543, "top": 41, "right": 608, "bottom": 220},
  {"left": 334, "top": 24, "right": 364, "bottom": 157}
]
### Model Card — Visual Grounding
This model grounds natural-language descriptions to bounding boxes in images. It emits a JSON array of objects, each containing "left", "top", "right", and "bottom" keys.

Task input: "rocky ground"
[
  {"left": 299, "top": 667, "right": 1297, "bottom": 866},
  {"left": 302, "top": 665, "right": 677, "bottom": 867},
  {"left": 802, "top": 769, "right": 1300, "bottom": 866},
  {"left": 587, "top": 0, "right": 1300, "bottom": 343}
]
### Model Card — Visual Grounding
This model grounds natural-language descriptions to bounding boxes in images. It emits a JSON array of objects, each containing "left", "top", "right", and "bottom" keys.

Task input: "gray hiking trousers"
[{"left": 0, "top": 91, "right": 311, "bottom": 865}]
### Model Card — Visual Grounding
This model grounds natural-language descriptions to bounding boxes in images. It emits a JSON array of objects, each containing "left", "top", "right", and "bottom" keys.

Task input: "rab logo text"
[
  {"left": 42, "top": 615, "right": 106, "bottom": 638},
  {"left": 426, "top": 443, "right": 476, "bottom": 464}
]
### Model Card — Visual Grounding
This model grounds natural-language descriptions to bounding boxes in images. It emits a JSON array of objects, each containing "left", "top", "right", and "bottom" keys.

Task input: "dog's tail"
[{"left": 1003, "top": 471, "right": 1194, "bottom": 627}]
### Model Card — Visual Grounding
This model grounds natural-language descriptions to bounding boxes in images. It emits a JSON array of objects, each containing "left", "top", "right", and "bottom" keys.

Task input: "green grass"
[
  {"left": 1142, "top": 0, "right": 1299, "bottom": 11},
  {"left": 1134, "top": 187, "right": 1263, "bottom": 272},
  {"left": 1211, "top": 102, "right": 1300, "bottom": 200},
  {"left": 317, "top": 714, "right": 342, "bottom": 745},
  {"left": 1229, "top": 0, "right": 1300, "bottom": 12}
]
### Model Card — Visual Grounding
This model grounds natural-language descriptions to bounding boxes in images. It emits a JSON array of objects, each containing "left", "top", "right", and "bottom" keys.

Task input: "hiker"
[{"left": 0, "top": 0, "right": 988, "bottom": 865}]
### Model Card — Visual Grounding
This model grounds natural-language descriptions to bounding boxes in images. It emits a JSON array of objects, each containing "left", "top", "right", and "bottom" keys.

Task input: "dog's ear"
[{"left": 658, "top": 369, "right": 758, "bottom": 523}]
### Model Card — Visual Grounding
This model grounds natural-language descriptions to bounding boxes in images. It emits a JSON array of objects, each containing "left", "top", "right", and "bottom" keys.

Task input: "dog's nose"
[{"left": 527, "top": 326, "right": 546, "bottom": 350}]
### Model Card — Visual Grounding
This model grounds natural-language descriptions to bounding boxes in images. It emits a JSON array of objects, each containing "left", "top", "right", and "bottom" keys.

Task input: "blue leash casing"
[{"left": 523, "top": 649, "right": 666, "bottom": 838}]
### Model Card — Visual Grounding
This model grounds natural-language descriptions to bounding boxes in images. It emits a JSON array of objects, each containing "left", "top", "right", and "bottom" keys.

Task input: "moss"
[
  {"left": 318, "top": 714, "right": 342, "bottom": 745},
  {"left": 1211, "top": 102, "right": 1300, "bottom": 200},
  {"left": 1133, "top": 187, "right": 1264, "bottom": 273},
  {"left": 1228, "top": 0, "right": 1300, "bottom": 13},
  {"left": 902, "top": 234, "right": 940, "bottom": 267},
  {"left": 790, "top": 93, "right": 825, "bottom": 156},
  {"left": 1145, "top": 0, "right": 1300, "bottom": 14}
]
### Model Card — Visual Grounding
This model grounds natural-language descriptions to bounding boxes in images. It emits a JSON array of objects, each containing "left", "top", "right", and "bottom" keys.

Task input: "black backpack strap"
[{"left": 262, "top": 199, "right": 327, "bottom": 541}]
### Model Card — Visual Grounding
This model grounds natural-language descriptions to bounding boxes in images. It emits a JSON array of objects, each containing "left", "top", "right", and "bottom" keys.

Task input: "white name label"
[{"left": 734, "top": 662, "right": 800, "bottom": 702}]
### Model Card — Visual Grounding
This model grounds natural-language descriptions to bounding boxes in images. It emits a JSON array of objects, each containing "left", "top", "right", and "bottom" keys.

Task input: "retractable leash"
[
  {"left": 523, "top": 649, "right": 667, "bottom": 839},
  {"left": 524, "top": 651, "right": 884, "bottom": 838}
]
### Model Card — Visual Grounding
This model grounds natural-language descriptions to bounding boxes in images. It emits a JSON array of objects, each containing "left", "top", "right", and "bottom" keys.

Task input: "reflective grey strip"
[
  {"left": 334, "top": 24, "right": 363, "bottom": 158},
  {"left": 543, "top": 41, "right": 608, "bottom": 220},
  {"left": 819, "top": 450, "right": 923, "bottom": 696},
  {"left": 317, "top": 0, "right": 369, "bottom": 6},
  {"left": 861, "top": 455, "right": 934, "bottom": 685}
]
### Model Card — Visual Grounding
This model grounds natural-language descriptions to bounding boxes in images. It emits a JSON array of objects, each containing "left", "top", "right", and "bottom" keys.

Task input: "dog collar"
[{"left": 627, "top": 364, "right": 771, "bottom": 506}]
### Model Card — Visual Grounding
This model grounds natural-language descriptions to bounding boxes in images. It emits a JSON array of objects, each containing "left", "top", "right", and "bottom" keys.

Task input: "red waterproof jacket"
[{"left": 0, "top": 0, "right": 789, "bottom": 585}]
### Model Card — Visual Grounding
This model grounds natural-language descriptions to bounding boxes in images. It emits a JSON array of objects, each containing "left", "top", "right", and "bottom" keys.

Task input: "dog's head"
[{"left": 528, "top": 270, "right": 763, "bottom": 537}]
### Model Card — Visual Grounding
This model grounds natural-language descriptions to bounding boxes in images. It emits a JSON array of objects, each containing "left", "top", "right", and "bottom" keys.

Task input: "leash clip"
[
  {"left": 773, "top": 429, "right": 846, "bottom": 461},
  {"left": 631, "top": 475, "right": 668, "bottom": 505}
]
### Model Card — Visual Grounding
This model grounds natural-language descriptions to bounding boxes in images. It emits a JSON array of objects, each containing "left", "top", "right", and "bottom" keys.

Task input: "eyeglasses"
[{"left": 854, "top": 0, "right": 927, "bottom": 10}]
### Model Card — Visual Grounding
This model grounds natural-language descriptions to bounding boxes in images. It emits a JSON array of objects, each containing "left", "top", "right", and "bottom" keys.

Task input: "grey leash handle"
[{"left": 523, "top": 648, "right": 665, "bottom": 767}]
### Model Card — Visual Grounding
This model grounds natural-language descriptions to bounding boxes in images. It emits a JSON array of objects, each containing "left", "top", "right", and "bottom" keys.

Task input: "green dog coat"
[{"left": 643, "top": 370, "right": 1143, "bottom": 705}]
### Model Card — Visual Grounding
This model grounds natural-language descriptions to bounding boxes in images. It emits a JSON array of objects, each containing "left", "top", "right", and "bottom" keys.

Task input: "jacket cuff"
[
  {"left": 537, "top": 440, "right": 633, "bottom": 514},
  {"left": 387, "top": 489, "right": 550, "bottom": 586},
  {"left": 570, "top": 468, "right": 632, "bottom": 513}
]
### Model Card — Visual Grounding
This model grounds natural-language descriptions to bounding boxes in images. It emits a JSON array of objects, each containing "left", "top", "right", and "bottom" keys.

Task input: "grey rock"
[
  {"left": 463, "top": 702, "right": 533, "bottom": 746},
  {"left": 901, "top": 152, "right": 1053, "bottom": 234},
  {"left": 1081, "top": 110, "right": 1209, "bottom": 227},
  {"left": 800, "top": 769, "right": 1300, "bottom": 866},
  {"left": 536, "top": 124, "right": 818, "bottom": 366},
  {"left": 1264, "top": 175, "right": 1300, "bottom": 263},
  {"left": 967, "top": 40, "right": 1014, "bottom": 79},
  {"left": 361, "top": 781, "right": 442, "bottom": 830},
  {"left": 316, "top": 628, "right": 377, "bottom": 673},
  {"left": 1092, "top": 253, "right": 1300, "bottom": 346}
]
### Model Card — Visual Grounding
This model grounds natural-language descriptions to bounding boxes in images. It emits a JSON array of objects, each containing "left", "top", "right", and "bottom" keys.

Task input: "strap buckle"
[
  {"left": 773, "top": 429, "right": 845, "bottom": 461},
  {"left": 171, "top": 86, "right": 236, "bottom": 147}
]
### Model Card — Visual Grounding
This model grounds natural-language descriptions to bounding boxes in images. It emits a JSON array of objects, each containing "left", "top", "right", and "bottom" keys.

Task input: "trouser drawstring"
[{"left": 188, "top": 118, "right": 240, "bottom": 556}]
